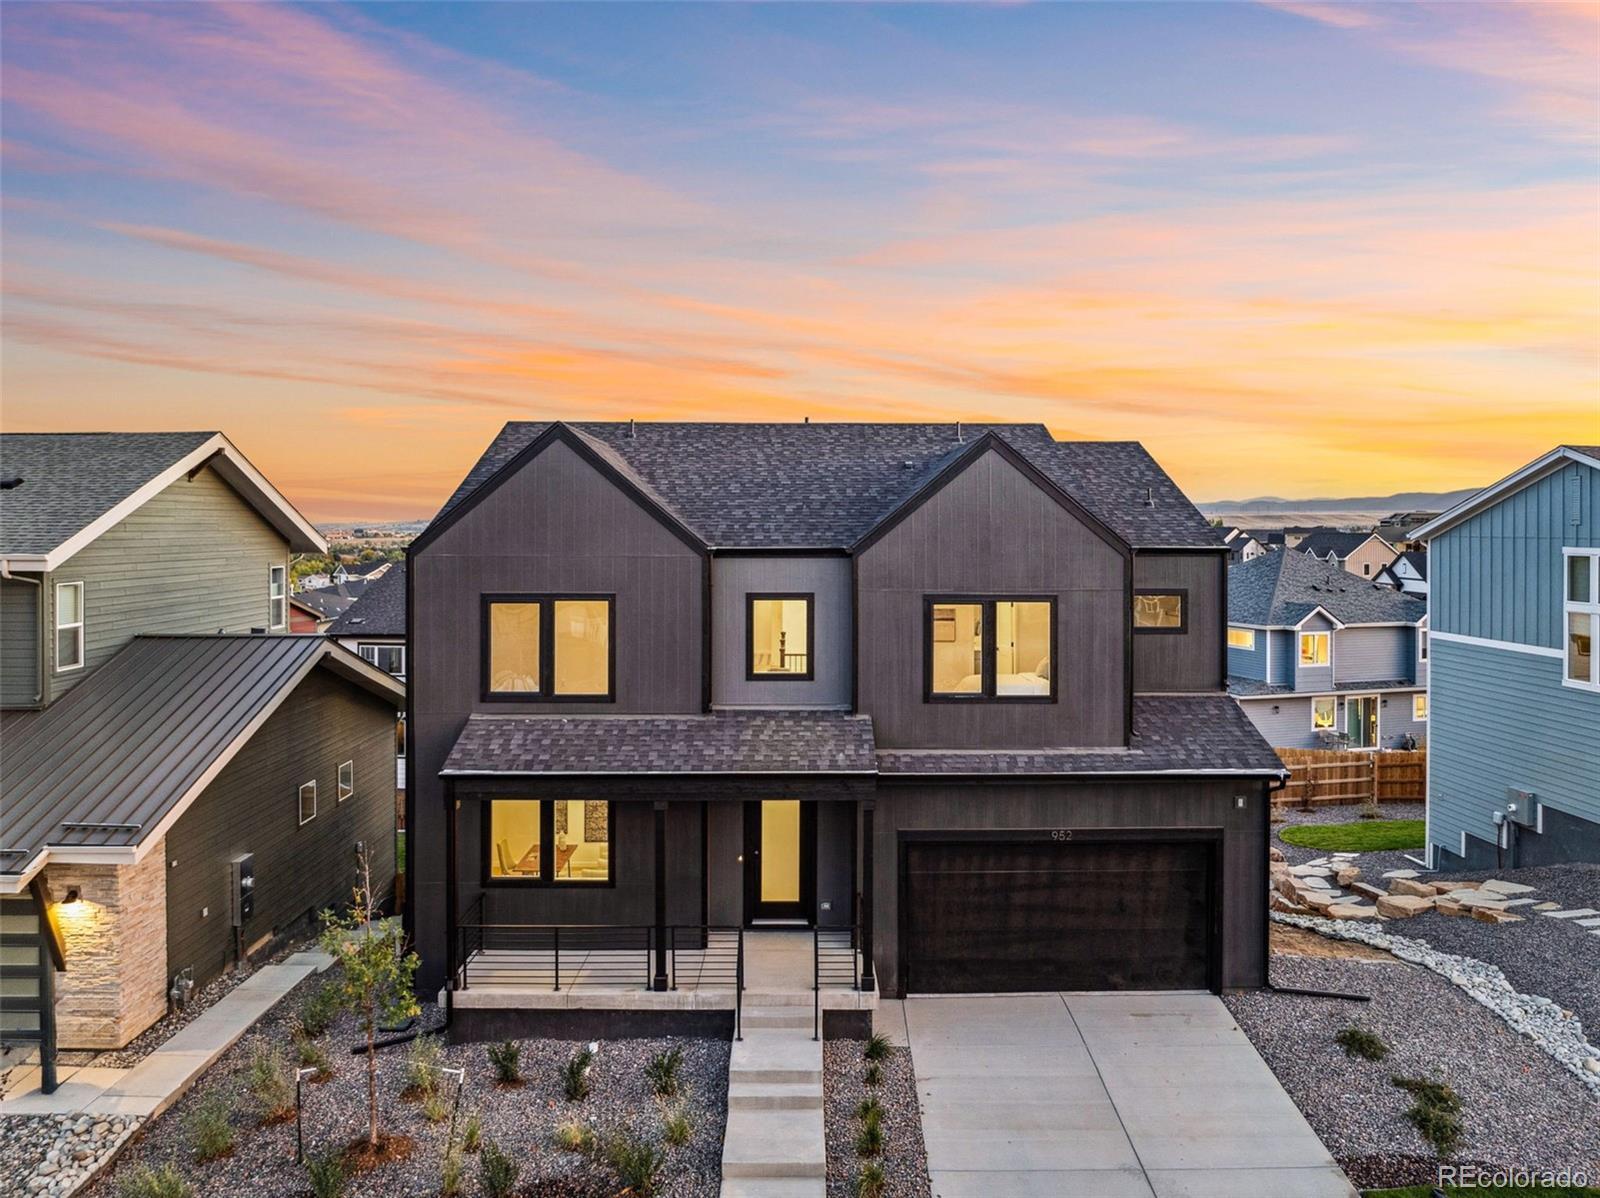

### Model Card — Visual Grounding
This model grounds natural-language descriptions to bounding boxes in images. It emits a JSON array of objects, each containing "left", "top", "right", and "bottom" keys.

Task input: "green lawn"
[
  {"left": 1364, "top": 1186, "right": 1600, "bottom": 1198},
  {"left": 1279, "top": 818, "right": 1426, "bottom": 852}
]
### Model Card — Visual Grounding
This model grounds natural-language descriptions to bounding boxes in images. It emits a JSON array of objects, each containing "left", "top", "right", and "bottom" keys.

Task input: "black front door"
[{"left": 744, "top": 800, "right": 816, "bottom": 923}]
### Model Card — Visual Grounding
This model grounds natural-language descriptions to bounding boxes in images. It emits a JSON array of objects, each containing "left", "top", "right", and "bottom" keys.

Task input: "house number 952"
[{"left": 1049, "top": 829, "right": 1073, "bottom": 841}]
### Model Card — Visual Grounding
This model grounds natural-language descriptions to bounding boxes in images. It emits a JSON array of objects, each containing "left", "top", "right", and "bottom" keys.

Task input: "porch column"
[
  {"left": 444, "top": 781, "right": 458, "bottom": 1007},
  {"left": 653, "top": 801, "right": 669, "bottom": 991},
  {"left": 859, "top": 799, "right": 876, "bottom": 991}
]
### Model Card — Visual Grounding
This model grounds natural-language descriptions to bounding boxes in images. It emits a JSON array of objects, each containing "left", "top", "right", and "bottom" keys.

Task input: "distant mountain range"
[{"left": 1200, "top": 486, "right": 1479, "bottom": 527}]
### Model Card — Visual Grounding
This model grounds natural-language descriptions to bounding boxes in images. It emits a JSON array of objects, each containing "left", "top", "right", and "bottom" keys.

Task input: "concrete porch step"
[
  {"left": 719, "top": 1178, "right": 825, "bottom": 1198},
  {"left": 741, "top": 1007, "right": 813, "bottom": 1030},
  {"left": 730, "top": 1029, "right": 823, "bottom": 1085},
  {"left": 729, "top": 1081, "right": 823, "bottom": 1111},
  {"left": 720, "top": 1108, "right": 827, "bottom": 1179}
]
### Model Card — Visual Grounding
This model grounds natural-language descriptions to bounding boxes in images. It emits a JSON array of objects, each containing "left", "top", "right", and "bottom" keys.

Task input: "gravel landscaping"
[
  {"left": 1226, "top": 953, "right": 1600, "bottom": 1189},
  {"left": 86, "top": 969, "right": 730, "bottom": 1198},
  {"left": 823, "top": 1042, "right": 930, "bottom": 1198}
]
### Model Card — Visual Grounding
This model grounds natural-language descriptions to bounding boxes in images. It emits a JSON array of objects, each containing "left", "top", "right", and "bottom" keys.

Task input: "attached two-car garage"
[{"left": 899, "top": 833, "right": 1218, "bottom": 993}]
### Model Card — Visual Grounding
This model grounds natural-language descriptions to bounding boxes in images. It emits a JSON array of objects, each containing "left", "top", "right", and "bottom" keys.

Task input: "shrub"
[
  {"left": 480, "top": 1141, "right": 520, "bottom": 1198},
  {"left": 117, "top": 1165, "right": 193, "bottom": 1198},
  {"left": 247, "top": 1041, "right": 295, "bottom": 1123},
  {"left": 487, "top": 1040, "right": 521, "bottom": 1085},
  {"left": 863, "top": 1062, "right": 882, "bottom": 1087},
  {"left": 606, "top": 1133, "right": 666, "bottom": 1197},
  {"left": 185, "top": 1092, "right": 234, "bottom": 1162},
  {"left": 421, "top": 1087, "right": 451, "bottom": 1124},
  {"left": 1391, "top": 1075, "right": 1463, "bottom": 1156},
  {"left": 856, "top": 1094, "right": 884, "bottom": 1123},
  {"left": 440, "top": 1147, "right": 464, "bottom": 1198},
  {"left": 863, "top": 1033, "right": 892, "bottom": 1063},
  {"left": 295, "top": 1033, "right": 332, "bottom": 1077},
  {"left": 645, "top": 1045, "right": 684, "bottom": 1099},
  {"left": 661, "top": 1103, "right": 692, "bottom": 1147},
  {"left": 461, "top": 1110, "right": 483, "bottom": 1153},
  {"left": 555, "top": 1120, "right": 597, "bottom": 1156},
  {"left": 405, "top": 1035, "right": 444, "bottom": 1097},
  {"left": 1335, "top": 1027, "right": 1388, "bottom": 1062},
  {"left": 306, "top": 1150, "right": 348, "bottom": 1198},
  {"left": 562, "top": 1045, "right": 595, "bottom": 1101},
  {"left": 855, "top": 1111, "right": 884, "bottom": 1158},
  {"left": 298, "top": 984, "right": 339, "bottom": 1038},
  {"left": 856, "top": 1162, "right": 887, "bottom": 1198}
]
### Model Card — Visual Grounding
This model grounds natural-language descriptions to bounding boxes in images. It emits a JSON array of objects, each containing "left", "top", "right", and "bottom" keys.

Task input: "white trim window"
[
  {"left": 55, "top": 581, "right": 85, "bottom": 671},
  {"left": 1418, "top": 628, "right": 1428, "bottom": 663},
  {"left": 338, "top": 760, "right": 354, "bottom": 802},
  {"left": 298, "top": 780, "right": 317, "bottom": 826},
  {"left": 1227, "top": 627, "right": 1256, "bottom": 650},
  {"left": 358, "top": 643, "right": 406, "bottom": 677},
  {"left": 1311, "top": 695, "right": 1336, "bottom": 730},
  {"left": 269, "top": 565, "right": 287, "bottom": 630},
  {"left": 1564, "top": 549, "right": 1599, "bottom": 691},
  {"left": 1299, "top": 631, "right": 1330, "bottom": 667},
  {"left": 1412, "top": 694, "right": 1428, "bottom": 721}
]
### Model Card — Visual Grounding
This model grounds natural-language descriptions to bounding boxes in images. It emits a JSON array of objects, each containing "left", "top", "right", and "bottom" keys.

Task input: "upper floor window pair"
[
  {"left": 484, "top": 595, "right": 614, "bottom": 700},
  {"left": 1566, "top": 551, "right": 1599, "bottom": 691},
  {"left": 928, "top": 599, "right": 1053, "bottom": 699}
]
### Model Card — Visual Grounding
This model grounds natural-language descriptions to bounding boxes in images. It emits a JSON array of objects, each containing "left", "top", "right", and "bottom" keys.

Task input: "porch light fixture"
[{"left": 63, "top": 888, "right": 81, "bottom": 905}]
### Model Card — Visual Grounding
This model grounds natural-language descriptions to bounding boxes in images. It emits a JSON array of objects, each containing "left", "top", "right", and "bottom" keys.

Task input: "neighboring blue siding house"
[
  {"left": 1227, "top": 550, "right": 1428, "bottom": 750},
  {"left": 1415, "top": 445, "right": 1600, "bottom": 869}
]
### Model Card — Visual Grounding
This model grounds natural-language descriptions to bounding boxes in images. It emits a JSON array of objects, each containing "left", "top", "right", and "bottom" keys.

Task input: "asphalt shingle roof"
[
  {"left": 1296, "top": 530, "right": 1382, "bottom": 560},
  {"left": 442, "top": 711, "right": 879, "bottom": 775},
  {"left": 875, "top": 696, "right": 1284, "bottom": 776},
  {"left": 0, "top": 432, "right": 215, "bottom": 557},
  {"left": 294, "top": 579, "right": 370, "bottom": 619},
  {"left": 1229, "top": 550, "right": 1427, "bottom": 627},
  {"left": 1228, "top": 677, "right": 1421, "bottom": 698},
  {"left": 327, "top": 563, "right": 406, "bottom": 637},
  {"left": 434, "top": 423, "right": 1220, "bottom": 550},
  {"left": 0, "top": 636, "right": 402, "bottom": 879}
]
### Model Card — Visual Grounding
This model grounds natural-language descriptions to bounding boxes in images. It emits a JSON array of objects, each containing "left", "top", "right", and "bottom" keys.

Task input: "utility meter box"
[
  {"left": 1506, "top": 789, "right": 1538, "bottom": 827},
  {"left": 230, "top": 853, "right": 255, "bottom": 926}
]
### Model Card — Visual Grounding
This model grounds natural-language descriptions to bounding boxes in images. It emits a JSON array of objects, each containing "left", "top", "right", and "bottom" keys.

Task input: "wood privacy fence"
[{"left": 1273, "top": 748, "right": 1426, "bottom": 808}]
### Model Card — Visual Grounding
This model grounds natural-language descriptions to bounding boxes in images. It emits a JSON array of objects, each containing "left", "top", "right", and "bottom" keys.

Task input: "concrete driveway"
[{"left": 890, "top": 992, "right": 1355, "bottom": 1198}]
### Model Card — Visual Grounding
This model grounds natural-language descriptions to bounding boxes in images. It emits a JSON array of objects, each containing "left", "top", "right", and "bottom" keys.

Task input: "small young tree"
[{"left": 318, "top": 847, "right": 420, "bottom": 1149}]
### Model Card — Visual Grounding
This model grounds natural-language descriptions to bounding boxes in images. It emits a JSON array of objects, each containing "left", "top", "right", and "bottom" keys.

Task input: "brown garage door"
[{"left": 901, "top": 836, "right": 1215, "bottom": 993}]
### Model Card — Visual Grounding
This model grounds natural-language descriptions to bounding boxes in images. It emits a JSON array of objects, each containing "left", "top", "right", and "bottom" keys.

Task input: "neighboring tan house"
[
  {"left": 1376, "top": 550, "right": 1428, "bottom": 597},
  {"left": 1414, "top": 446, "right": 1600, "bottom": 869},
  {"left": 1227, "top": 550, "right": 1429, "bottom": 751},
  {"left": 1222, "top": 527, "right": 1267, "bottom": 562},
  {"left": 1375, "top": 511, "right": 1440, "bottom": 551},
  {"left": 328, "top": 562, "right": 408, "bottom": 800},
  {"left": 407, "top": 421, "right": 1284, "bottom": 1022},
  {"left": 1298, "top": 530, "right": 1397, "bottom": 580},
  {"left": 0, "top": 432, "right": 404, "bottom": 1090}
]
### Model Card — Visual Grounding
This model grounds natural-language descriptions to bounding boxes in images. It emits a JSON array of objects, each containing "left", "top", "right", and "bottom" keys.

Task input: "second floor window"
[
  {"left": 1133, "top": 591, "right": 1186, "bottom": 632},
  {"left": 927, "top": 597, "right": 1053, "bottom": 700},
  {"left": 298, "top": 780, "right": 317, "bottom": 826},
  {"left": 748, "top": 594, "right": 813, "bottom": 679},
  {"left": 1418, "top": 629, "right": 1428, "bottom": 663},
  {"left": 359, "top": 643, "right": 406, "bottom": 677},
  {"left": 338, "top": 760, "right": 354, "bottom": 802},
  {"left": 269, "top": 565, "right": 287, "bottom": 629},
  {"left": 484, "top": 595, "right": 613, "bottom": 701},
  {"left": 55, "top": 582, "right": 84, "bottom": 671},
  {"left": 1565, "top": 551, "right": 1599, "bottom": 691},
  {"left": 1299, "top": 631, "right": 1330, "bottom": 667}
]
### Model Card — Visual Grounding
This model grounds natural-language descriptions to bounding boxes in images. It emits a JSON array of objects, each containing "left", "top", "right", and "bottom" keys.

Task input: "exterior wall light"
[{"left": 63, "top": 888, "right": 81, "bottom": 904}]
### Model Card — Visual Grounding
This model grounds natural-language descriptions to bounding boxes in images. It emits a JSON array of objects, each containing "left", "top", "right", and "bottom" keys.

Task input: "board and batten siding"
[
  {"left": 1131, "top": 551, "right": 1224, "bottom": 693},
  {"left": 1227, "top": 628, "right": 1266, "bottom": 680},
  {"left": 0, "top": 578, "right": 40, "bottom": 706},
  {"left": 1428, "top": 637, "right": 1597, "bottom": 858},
  {"left": 854, "top": 446, "right": 1127, "bottom": 750},
  {"left": 711, "top": 556, "right": 851, "bottom": 708},
  {"left": 164, "top": 667, "right": 398, "bottom": 989},
  {"left": 1332, "top": 626, "right": 1414, "bottom": 685},
  {"left": 45, "top": 466, "right": 290, "bottom": 702},
  {"left": 1431, "top": 460, "right": 1599, "bottom": 646}
]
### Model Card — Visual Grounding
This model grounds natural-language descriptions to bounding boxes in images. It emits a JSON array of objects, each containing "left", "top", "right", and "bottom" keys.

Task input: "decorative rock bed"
[
  {"left": 822, "top": 1043, "right": 930, "bottom": 1198},
  {"left": 2, "top": 1114, "right": 142, "bottom": 1198}
]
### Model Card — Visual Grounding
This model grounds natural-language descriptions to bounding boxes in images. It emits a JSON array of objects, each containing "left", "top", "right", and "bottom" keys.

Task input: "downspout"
[{"left": 0, "top": 562, "right": 44, "bottom": 704}]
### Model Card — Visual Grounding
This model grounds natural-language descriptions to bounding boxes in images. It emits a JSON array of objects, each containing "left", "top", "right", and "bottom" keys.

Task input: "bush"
[
  {"left": 1391, "top": 1075, "right": 1463, "bottom": 1156},
  {"left": 480, "top": 1141, "right": 520, "bottom": 1198},
  {"left": 298, "top": 984, "right": 339, "bottom": 1038},
  {"left": 855, "top": 1111, "right": 884, "bottom": 1158},
  {"left": 306, "top": 1150, "right": 347, "bottom": 1198},
  {"left": 421, "top": 1087, "right": 451, "bottom": 1124},
  {"left": 295, "top": 1033, "right": 332, "bottom": 1077},
  {"left": 563, "top": 1045, "right": 595, "bottom": 1101},
  {"left": 440, "top": 1147, "right": 464, "bottom": 1198},
  {"left": 246, "top": 1041, "right": 295, "bottom": 1123},
  {"left": 405, "top": 1035, "right": 445, "bottom": 1097},
  {"left": 661, "top": 1103, "right": 692, "bottom": 1147},
  {"left": 606, "top": 1133, "right": 666, "bottom": 1197},
  {"left": 645, "top": 1045, "right": 684, "bottom": 1098},
  {"left": 555, "top": 1120, "right": 598, "bottom": 1156},
  {"left": 863, "top": 1032, "right": 892, "bottom": 1062},
  {"left": 487, "top": 1040, "right": 521, "bottom": 1085},
  {"left": 863, "top": 1062, "right": 882, "bottom": 1087},
  {"left": 1335, "top": 1027, "right": 1388, "bottom": 1062},
  {"left": 461, "top": 1110, "right": 483, "bottom": 1153},
  {"left": 118, "top": 1166, "right": 192, "bottom": 1198},
  {"left": 856, "top": 1162, "right": 887, "bottom": 1198},
  {"left": 185, "top": 1092, "right": 234, "bottom": 1163}
]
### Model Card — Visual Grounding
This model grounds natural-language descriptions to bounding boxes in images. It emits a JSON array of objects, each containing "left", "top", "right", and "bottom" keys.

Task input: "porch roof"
[{"left": 441, "top": 710, "right": 878, "bottom": 776}]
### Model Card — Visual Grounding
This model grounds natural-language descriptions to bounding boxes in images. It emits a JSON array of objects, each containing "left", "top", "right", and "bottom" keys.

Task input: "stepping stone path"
[
  {"left": 1541, "top": 908, "right": 1599, "bottom": 920},
  {"left": 720, "top": 1004, "right": 825, "bottom": 1197}
]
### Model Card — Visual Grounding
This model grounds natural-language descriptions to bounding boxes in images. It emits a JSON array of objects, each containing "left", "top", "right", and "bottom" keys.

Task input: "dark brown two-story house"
[{"left": 407, "top": 422, "right": 1284, "bottom": 1007}]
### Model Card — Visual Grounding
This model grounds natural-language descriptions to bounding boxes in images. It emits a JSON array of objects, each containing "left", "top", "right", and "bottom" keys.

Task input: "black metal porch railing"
[
  {"left": 813, "top": 922, "right": 861, "bottom": 1040},
  {"left": 452, "top": 903, "right": 745, "bottom": 1038}
]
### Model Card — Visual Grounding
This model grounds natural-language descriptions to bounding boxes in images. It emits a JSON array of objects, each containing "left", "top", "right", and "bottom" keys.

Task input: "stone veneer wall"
[{"left": 48, "top": 840, "right": 169, "bottom": 1050}]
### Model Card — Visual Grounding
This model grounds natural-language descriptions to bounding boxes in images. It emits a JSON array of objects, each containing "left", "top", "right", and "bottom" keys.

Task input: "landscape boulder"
[
  {"left": 1389, "top": 878, "right": 1438, "bottom": 898},
  {"left": 1376, "top": 894, "right": 1435, "bottom": 919}
]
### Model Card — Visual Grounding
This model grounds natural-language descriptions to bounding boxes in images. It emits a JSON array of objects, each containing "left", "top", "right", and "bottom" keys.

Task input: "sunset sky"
[{"left": 3, "top": 1, "right": 1597, "bottom": 522}]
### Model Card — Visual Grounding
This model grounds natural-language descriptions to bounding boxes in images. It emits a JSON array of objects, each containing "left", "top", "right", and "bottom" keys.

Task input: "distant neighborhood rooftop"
[
  {"left": 294, "top": 578, "right": 370, "bottom": 620},
  {"left": 1229, "top": 549, "right": 1427, "bottom": 628},
  {"left": 327, "top": 562, "right": 406, "bottom": 637},
  {"left": 434, "top": 422, "right": 1223, "bottom": 550},
  {"left": 1295, "top": 529, "right": 1387, "bottom": 560}
]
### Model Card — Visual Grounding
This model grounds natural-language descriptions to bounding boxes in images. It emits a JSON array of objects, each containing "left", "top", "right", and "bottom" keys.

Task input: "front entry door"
[{"left": 744, "top": 800, "right": 815, "bottom": 923}]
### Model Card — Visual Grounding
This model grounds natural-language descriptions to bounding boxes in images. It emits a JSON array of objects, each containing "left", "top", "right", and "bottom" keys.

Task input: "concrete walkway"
[
  {"left": 719, "top": 1003, "right": 825, "bottom": 1198},
  {"left": 0, "top": 951, "right": 332, "bottom": 1119},
  {"left": 902, "top": 993, "right": 1356, "bottom": 1198}
]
